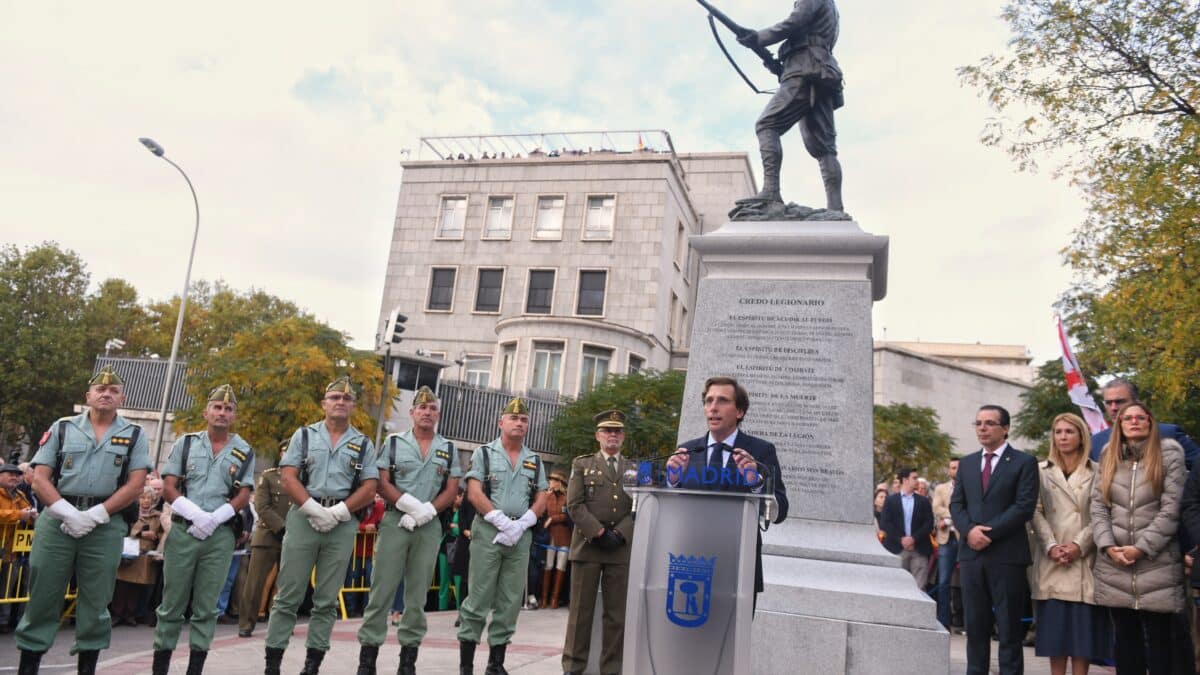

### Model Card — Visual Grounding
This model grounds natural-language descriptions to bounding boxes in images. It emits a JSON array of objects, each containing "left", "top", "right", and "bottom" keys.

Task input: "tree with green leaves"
[
  {"left": 548, "top": 370, "right": 685, "bottom": 464},
  {"left": 171, "top": 316, "right": 392, "bottom": 463},
  {"left": 963, "top": 0, "right": 1200, "bottom": 435},
  {"left": 0, "top": 243, "right": 93, "bottom": 456},
  {"left": 1013, "top": 359, "right": 1104, "bottom": 457},
  {"left": 873, "top": 403, "right": 955, "bottom": 483}
]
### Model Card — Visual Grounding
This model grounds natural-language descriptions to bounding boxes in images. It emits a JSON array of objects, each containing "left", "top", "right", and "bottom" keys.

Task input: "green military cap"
[
  {"left": 325, "top": 376, "right": 354, "bottom": 395},
  {"left": 502, "top": 397, "right": 529, "bottom": 415},
  {"left": 207, "top": 383, "right": 237, "bottom": 404},
  {"left": 412, "top": 385, "right": 438, "bottom": 406},
  {"left": 88, "top": 366, "right": 124, "bottom": 386},
  {"left": 593, "top": 409, "right": 626, "bottom": 429}
]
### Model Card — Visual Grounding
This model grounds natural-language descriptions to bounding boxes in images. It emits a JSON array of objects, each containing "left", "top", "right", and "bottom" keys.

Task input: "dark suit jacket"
[
  {"left": 879, "top": 492, "right": 934, "bottom": 556},
  {"left": 680, "top": 431, "right": 789, "bottom": 594},
  {"left": 950, "top": 445, "right": 1039, "bottom": 565},
  {"left": 1091, "top": 423, "right": 1200, "bottom": 468}
]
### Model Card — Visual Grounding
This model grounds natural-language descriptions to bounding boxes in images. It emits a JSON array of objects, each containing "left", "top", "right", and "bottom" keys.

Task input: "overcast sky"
[{"left": 1, "top": 1, "right": 1083, "bottom": 367}]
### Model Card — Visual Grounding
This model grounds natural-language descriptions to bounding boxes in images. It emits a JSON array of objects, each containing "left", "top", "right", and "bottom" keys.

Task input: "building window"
[
  {"left": 474, "top": 268, "right": 504, "bottom": 313},
  {"left": 579, "top": 345, "right": 613, "bottom": 395},
  {"left": 533, "top": 196, "right": 565, "bottom": 240},
  {"left": 530, "top": 341, "right": 564, "bottom": 392},
  {"left": 436, "top": 196, "right": 467, "bottom": 239},
  {"left": 583, "top": 195, "right": 615, "bottom": 240},
  {"left": 669, "top": 291, "right": 680, "bottom": 343},
  {"left": 499, "top": 343, "right": 516, "bottom": 390},
  {"left": 525, "top": 269, "right": 555, "bottom": 314},
  {"left": 575, "top": 270, "right": 607, "bottom": 316},
  {"left": 674, "top": 220, "right": 687, "bottom": 269},
  {"left": 483, "top": 196, "right": 514, "bottom": 239},
  {"left": 629, "top": 354, "right": 645, "bottom": 374},
  {"left": 463, "top": 355, "right": 491, "bottom": 387},
  {"left": 427, "top": 268, "right": 456, "bottom": 311}
]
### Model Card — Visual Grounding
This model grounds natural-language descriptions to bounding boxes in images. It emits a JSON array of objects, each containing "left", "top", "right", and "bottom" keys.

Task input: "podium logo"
[{"left": 666, "top": 553, "right": 715, "bottom": 628}]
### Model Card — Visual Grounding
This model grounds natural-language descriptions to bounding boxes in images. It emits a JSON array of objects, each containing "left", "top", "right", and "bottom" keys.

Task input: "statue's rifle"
[{"left": 695, "top": 0, "right": 782, "bottom": 94}]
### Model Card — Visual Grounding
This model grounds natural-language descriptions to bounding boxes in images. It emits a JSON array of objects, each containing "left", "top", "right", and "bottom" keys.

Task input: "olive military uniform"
[
  {"left": 237, "top": 465, "right": 292, "bottom": 635},
  {"left": 17, "top": 411, "right": 152, "bottom": 653},
  {"left": 153, "top": 429, "right": 255, "bottom": 652},
  {"left": 358, "top": 430, "right": 461, "bottom": 647},
  {"left": 264, "top": 421, "right": 377, "bottom": 652},
  {"left": 457, "top": 438, "right": 547, "bottom": 647},
  {"left": 561, "top": 411, "right": 635, "bottom": 675}
]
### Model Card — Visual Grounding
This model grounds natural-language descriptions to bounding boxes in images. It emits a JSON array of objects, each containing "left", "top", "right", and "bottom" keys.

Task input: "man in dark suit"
[
  {"left": 1090, "top": 377, "right": 1200, "bottom": 466},
  {"left": 950, "top": 404, "right": 1038, "bottom": 675},
  {"left": 879, "top": 467, "right": 934, "bottom": 586},
  {"left": 666, "top": 376, "right": 789, "bottom": 600}
]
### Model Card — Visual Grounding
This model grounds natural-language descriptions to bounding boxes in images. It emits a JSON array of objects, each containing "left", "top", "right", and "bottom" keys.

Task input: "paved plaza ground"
[{"left": 0, "top": 607, "right": 1115, "bottom": 674}]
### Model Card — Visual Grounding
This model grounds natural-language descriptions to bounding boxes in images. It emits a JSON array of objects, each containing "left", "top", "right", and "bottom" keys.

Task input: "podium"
[{"left": 622, "top": 484, "right": 776, "bottom": 674}]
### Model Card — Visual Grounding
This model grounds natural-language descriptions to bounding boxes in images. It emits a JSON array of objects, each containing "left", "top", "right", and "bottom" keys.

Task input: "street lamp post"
[{"left": 139, "top": 137, "right": 200, "bottom": 469}]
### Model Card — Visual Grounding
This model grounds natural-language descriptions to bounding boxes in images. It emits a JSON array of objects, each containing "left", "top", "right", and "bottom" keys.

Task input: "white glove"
[
  {"left": 395, "top": 492, "right": 423, "bottom": 515},
  {"left": 399, "top": 514, "right": 417, "bottom": 531},
  {"left": 515, "top": 509, "right": 537, "bottom": 533},
  {"left": 211, "top": 503, "right": 237, "bottom": 524},
  {"left": 483, "top": 509, "right": 508, "bottom": 528},
  {"left": 413, "top": 501, "right": 438, "bottom": 527},
  {"left": 171, "top": 496, "right": 206, "bottom": 523},
  {"left": 50, "top": 500, "right": 93, "bottom": 538},
  {"left": 187, "top": 514, "right": 219, "bottom": 540},
  {"left": 492, "top": 527, "right": 520, "bottom": 547},
  {"left": 84, "top": 504, "right": 111, "bottom": 526},
  {"left": 328, "top": 502, "right": 352, "bottom": 523},
  {"left": 299, "top": 498, "right": 338, "bottom": 533}
]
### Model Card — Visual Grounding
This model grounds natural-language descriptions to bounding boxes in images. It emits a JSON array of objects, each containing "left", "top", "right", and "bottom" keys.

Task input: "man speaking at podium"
[{"left": 666, "top": 376, "right": 789, "bottom": 601}]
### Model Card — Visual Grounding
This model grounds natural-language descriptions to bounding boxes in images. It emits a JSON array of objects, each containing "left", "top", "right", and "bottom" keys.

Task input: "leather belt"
[
  {"left": 316, "top": 496, "right": 345, "bottom": 507},
  {"left": 61, "top": 495, "right": 104, "bottom": 509}
]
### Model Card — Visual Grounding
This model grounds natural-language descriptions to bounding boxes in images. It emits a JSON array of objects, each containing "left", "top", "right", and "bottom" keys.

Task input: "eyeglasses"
[
  {"left": 1120, "top": 414, "right": 1149, "bottom": 423},
  {"left": 1103, "top": 397, "right": 1130, "bottom": 408},
  {"left": 973, "top": 420, "right": 1003, "bottom": 428},
  {"left": 598, "top": 428, "right": 624, "bottom": 434},
  {"left": 325, "top": 394, "right": 356, "bottom": 403}
]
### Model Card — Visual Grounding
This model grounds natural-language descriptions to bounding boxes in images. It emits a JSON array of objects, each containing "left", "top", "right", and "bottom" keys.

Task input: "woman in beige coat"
[
  {"left": 1031, "top": 413, "right": 1112, "bottom": 674},
  {"left": 1091, "top": 401, "right": 1190, "bottom": 674}
]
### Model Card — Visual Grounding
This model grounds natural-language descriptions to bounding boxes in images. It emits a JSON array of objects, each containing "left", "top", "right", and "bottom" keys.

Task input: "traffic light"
[{"left": 387, "top": 310, "right": 408, "bottom": 344}]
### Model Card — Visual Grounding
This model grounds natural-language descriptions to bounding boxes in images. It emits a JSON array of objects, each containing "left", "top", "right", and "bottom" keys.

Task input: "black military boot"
[
  {"left": 77, "top": 650, "right": 100, "bottom": 675},
  {"left": 356, "top": 644, "right": 379, "bottom": 675},
  {"left": 398, "top": 644, "right": 418, "bottom": 675},
  {"left": 18, "top": 650, "right": 43, "bottom": 675},
  {"left": 299, "top": 648, "right": 325, "bottom": 675},
  {"left": 484, "top": 643, "right": 508, "bottom": 675},
  {"left": 459, "top": 640, "right": 477, "bottom": 675},
  {"left": 264, "top": 646, "right": 285, "bottom": 675},
  {"left": 185, "top": 649, "right": 207, "bottom": 675},
  {"left": 152, "top": 649, "right": 172, "bottom": 675}
]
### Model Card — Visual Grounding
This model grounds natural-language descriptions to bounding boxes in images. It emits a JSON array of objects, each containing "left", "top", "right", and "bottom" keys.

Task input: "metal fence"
[
  {"left": 93, "top": 356, "right": 194, "bottom": 412},
  {"left": 436, "top": 380, "right": 567, "bottom": 455}
]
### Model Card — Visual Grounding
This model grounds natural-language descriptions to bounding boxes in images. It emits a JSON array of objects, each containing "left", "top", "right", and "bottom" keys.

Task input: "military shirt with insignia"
[
  {"left": 31, "top": 412, "right": 153, "bottom": 498},
  {"left": 280, "top": 422, "right": 378, "bottom": 500},
  {"left": 161, "top": 431, "right": 256, "bottom": 511},
  {"left": 379, "top": 431, "right": 462, "bottom": 504},
  {"left": 464, "top": 438, "right": 548, "bottom": 517}
]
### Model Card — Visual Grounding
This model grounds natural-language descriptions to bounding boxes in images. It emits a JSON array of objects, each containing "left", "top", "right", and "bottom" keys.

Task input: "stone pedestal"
[{"left": 681, "top": 220, "right": 949, "bottom": 674}]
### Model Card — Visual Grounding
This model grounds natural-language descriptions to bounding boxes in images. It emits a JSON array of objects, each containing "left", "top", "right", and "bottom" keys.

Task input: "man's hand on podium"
[{"left": 666, "top": 447, "right": 690, "bottom": 474}]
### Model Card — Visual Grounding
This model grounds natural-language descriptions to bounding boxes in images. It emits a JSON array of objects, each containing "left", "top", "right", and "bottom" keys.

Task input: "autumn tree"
[
  {"left": 548, "top": 370, "right": 685, "bottom": 464},
  {"left": 873, "top": 403, "right": 955, "bottom": 483},
  {"left": 171, "top": 316, "right": 392, "bottom": 462},
  {"left": 962, "top": 0, "right": 1200, "bottom": 433}
]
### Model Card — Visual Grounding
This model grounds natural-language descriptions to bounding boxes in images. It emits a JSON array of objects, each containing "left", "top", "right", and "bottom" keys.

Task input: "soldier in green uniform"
[
  {"left": 356, "top": 386, "right": 461, "bottom": 675},
  {"left": 264, "top": 376, "right": 379, "bottom": 675},
  {"left": 17, "top": 366, "right": 152, "bottom": 675},
  {"left": 151, "top": 384, "right": 255, "bottom": 674},
  {"left": 237, "top": 440, "right": 293, "bottom": 638},
  {"left": 457, "top": 397, "right": 548, "bottom": 675},
  {"left": 561, "top": 410, "right": 635, "bottom": 675}
]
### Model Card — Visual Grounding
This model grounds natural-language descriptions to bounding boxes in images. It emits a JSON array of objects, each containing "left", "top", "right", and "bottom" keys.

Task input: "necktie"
[
  {"left": 982, "top": 452, "right": 996, "bottom": 492},
  {"left": 607, "top": 456, "right": 617, "bottom": 477},
  {"left": 708, "top": 443, "right": 727, "bottom": 471}
]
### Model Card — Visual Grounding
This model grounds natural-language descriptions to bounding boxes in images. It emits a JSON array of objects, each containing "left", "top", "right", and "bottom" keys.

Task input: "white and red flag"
[{"left": 1056, "top": 315, "right": 1108, "bottom": 434}]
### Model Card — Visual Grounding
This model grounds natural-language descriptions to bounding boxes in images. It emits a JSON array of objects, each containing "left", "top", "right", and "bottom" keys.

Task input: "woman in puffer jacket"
[{"left": 1091, "top": 401, "right": 1191, "bottom": 674}]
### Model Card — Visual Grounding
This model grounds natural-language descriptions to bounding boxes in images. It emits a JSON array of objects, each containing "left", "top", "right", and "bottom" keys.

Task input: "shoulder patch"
[
  {"left": 435, "top": 447, "right": 451, "bottom": 461},
  {"left": 110, "top": 436, "right": 132, "bottom": 446},
  {"left": 231, "top": 448, "right": 248, "bottom": 462},
  {"left": 522, "top": 459, "right": 538, "bottom": 471},
  {"left": 39, "top": 429, "right": 52, "bottom": 447},
  {"left": 348, "top": 441, "right": 363, "bottom": 452}
]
